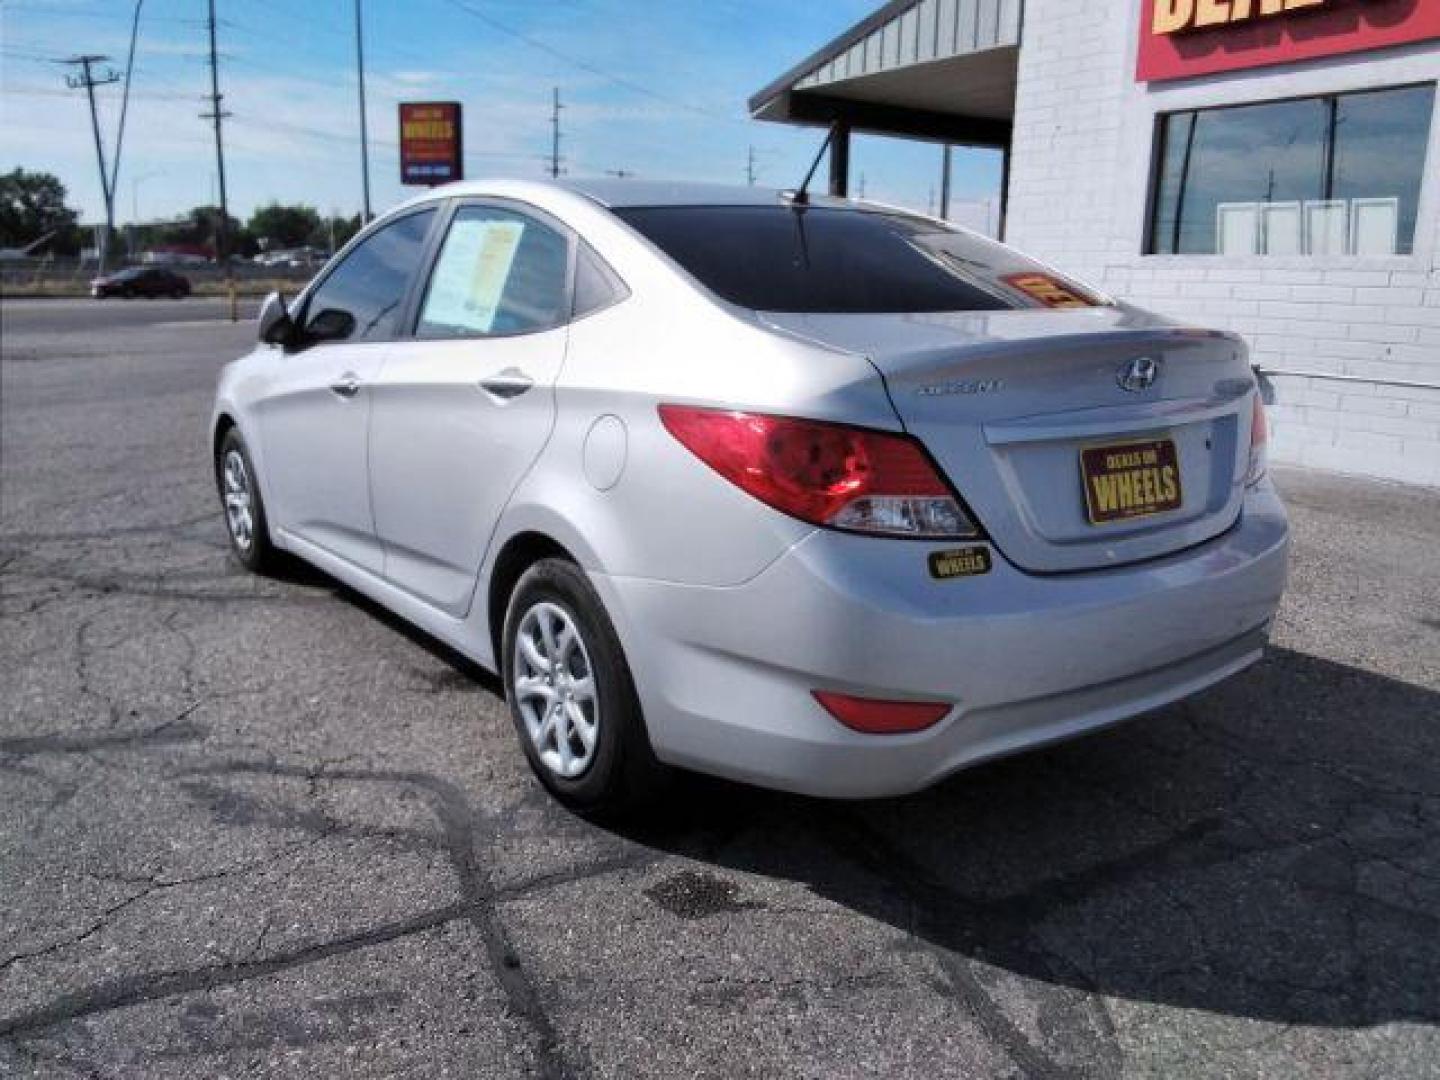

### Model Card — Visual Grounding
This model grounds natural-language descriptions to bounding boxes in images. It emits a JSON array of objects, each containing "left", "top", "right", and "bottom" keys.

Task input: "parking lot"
[{"left": 2, "top": 296, "right": 1437, "bottom": 1078}]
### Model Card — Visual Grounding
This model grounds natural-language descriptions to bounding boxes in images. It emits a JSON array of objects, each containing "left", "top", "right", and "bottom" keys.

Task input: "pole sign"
[
  {"left": 1138, "top": 0, "right": 1440, "bottom": 82},
  {"left": 399, "top": 102, "right": 463, "bottom": 186}
]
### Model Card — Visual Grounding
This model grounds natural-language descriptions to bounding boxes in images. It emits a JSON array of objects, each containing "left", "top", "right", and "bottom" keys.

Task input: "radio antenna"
[{"left": 782, "top": 122, "right": 839, "bottom": 208}]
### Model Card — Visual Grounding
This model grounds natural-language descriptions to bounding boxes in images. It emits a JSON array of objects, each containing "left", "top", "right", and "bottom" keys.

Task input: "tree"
[
  {"left": 152, "top": 205, "right": 250, "bottom": 258},
  {"left": 248, "top": 202, "right": 322, "bottom": 250},
  {"left": 313, "top": 212, "right": 363, "bottom": 253},
  {"left": 0, "top": 169, "right": 81, "bottom": 255}
]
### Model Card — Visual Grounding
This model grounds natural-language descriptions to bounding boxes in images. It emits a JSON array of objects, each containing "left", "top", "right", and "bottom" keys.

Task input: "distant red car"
[{"left": 90, "top": 266, "right": 192, "bottom": 299}]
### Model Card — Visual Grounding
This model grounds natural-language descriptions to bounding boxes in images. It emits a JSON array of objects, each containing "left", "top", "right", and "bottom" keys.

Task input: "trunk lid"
[{"left": 761, "top": 306, "right": 1258, "bottom": 573}]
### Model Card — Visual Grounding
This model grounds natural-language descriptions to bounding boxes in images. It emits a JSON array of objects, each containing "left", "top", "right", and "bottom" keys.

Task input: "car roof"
[{"left": 407, "top": 177, "right": 857, "bottom": 212}]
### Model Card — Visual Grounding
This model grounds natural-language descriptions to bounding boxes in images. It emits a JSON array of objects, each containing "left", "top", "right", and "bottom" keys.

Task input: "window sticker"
[
  {"left": 1001, "top": 272, "right": 1095, "bottom": 309},
  {"left": 424, "top": 218, "right": 526, "bottom": 333}
]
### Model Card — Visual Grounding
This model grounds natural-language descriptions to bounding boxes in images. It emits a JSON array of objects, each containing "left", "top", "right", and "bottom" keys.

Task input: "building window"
[{"left": 1149, "top": 84, "right": 1435, "bottom": 257}]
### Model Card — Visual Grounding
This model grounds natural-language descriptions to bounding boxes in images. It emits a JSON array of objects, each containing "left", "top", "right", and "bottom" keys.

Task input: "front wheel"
[
  {"left": 502, "top": 558, "right": 667, "bottom": 816},
  {"left": 216, "top": 428, "right": 280, "bottom": 573}
]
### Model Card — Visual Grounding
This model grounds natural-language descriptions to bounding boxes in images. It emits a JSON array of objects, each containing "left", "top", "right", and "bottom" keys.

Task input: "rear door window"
[{"left": 615, "top": 205, "right": 1108, "bottom": 314}]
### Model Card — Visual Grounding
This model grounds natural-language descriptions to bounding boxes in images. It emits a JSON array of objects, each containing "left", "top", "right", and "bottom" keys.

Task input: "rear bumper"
[{"left": 593, "top": 481, "right": 1290, "bottom": 799}]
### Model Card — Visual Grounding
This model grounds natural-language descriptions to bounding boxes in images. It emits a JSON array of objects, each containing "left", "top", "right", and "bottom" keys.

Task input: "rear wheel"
[
  {"left": 216, "top": 428, "right": 279, "bottom": 573},
  {"left": 502, "top": 558, "right": 666, "bottom": 816}
]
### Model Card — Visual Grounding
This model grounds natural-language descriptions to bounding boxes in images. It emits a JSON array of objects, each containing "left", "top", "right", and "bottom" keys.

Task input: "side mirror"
[
  {"left": 306, "top": 307, "right": 356, "bottom": 343},
  {"left": 257, "top": 291, "right": 295, "bottom": 347}
]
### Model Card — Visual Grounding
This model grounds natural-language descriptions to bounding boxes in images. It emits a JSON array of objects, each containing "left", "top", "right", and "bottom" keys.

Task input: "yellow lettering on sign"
[
  {"left": 403, "top": 120, "right": 454, "bottom": 140},
  {"left": 1154, "top": 0, "right": 1333, "bottom": 34},
  {"left": 1160, "top": 465, "right": 1179, "bottom": 502},
  {"left": 1154, "top": 0, "right": 1195, "bottom": 33},
  {"left": 1092, "top": 474, "right": 1119, "bottom": 513},
  {"left": 1194, "top": 0, "right": 1231, "bottom": 28}
]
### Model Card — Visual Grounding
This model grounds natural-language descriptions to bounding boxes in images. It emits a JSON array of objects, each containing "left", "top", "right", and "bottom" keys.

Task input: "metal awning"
[{"left": 749, "top": 0, "right": 1023, "bottom": 148}]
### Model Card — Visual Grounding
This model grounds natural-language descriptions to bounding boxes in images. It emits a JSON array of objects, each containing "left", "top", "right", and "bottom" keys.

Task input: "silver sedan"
[{"left": 211, "top": 179, "right": 1289, "bottom": 814}]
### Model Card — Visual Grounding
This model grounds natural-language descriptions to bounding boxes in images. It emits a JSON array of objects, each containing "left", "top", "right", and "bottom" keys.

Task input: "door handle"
[
  {"left": 479, "top": 369, "right": 534, "bottom": 400},
  {"left": 330, "top": 373, "right": 361, "bottom": 398}
]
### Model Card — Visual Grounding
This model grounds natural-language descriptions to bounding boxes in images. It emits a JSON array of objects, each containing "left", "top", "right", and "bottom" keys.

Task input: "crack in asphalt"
[
  {"left": 2, "top": 759, "right": 658, "bottom": 1079},
  {"left": 0, "top": 904, "right": 473, "bottom": 1042},
  {"left": 0, "top": 837, "right": 656, "bottom": 1069}
]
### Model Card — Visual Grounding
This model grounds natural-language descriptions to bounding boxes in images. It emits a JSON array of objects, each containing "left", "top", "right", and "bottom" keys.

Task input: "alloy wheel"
[
  {"left": 221, "top": 449, "right": 254, "bottom": 552},
  {"left": 512, "top": 601, "right": 599, "bottom": 779}
]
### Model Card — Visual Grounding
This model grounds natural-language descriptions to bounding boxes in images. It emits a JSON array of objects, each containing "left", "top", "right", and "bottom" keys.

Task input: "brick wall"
[{"left": 1007, "top": 0, "right": 1440, "bottom": 487}]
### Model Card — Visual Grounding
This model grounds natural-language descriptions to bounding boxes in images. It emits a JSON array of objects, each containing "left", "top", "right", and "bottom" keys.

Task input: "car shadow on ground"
[
  {"left": 613, "top": 646, "right": 1440, "bottom": 1033},
  {"left": 298, "top": 563, "right": 1438, "bottom": 1034}
]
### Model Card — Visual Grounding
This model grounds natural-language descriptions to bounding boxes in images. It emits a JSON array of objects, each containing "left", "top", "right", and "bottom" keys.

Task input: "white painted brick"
[
  {"left": 1290, "top": 285, "right": 1355, "bottom": 304},
  {"left": 1324, "top": 270, "right": 1391, "bottom": 287},
  {"left": 1336, "top": 394, "right": 1408, "bottom": 418},
  {"left": 1340, "top": 413, "right": 1439, "bottom": 440},
  {"left": 1333, "top": 429, "right": 1403, "bottom": 454},
  {"left": 1356, "top": 287, "right": 1423, "bottom": 306}
]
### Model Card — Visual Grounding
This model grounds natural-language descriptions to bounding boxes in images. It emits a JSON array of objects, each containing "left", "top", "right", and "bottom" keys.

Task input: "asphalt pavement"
[{"left": 2, "top": 297, "right": 1438, "bottom": 1078}]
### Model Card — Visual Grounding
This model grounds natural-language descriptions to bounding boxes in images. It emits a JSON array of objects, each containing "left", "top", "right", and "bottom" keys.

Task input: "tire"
[
  {"left": 502, "top": 558, "right": 667, "bottom": 816},
  {"left": 216, "top": 428, "right": 280, "bottom": 573}
]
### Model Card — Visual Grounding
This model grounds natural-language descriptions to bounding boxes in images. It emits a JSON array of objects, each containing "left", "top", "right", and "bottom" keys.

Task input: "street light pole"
[{"left": 354, "top": 0, "right": 372, "bottom": 221}]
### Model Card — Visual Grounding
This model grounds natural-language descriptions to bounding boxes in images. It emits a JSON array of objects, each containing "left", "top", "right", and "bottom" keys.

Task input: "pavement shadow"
[{"left": 616, "top": 646, "right": 1440, "bottom": 1032}]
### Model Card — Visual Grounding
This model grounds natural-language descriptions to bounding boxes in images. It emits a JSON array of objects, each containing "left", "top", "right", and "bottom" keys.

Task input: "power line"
[{"left": 441, "top": 0, "right": 746, "bottom": 126}]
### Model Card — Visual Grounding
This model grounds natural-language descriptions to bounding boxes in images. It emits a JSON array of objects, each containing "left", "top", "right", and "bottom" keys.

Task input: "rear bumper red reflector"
[{"left": 812, "top": 691, "right": 952, "bottom": 735}]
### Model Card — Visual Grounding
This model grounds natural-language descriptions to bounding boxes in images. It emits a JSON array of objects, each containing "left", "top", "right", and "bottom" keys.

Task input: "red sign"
[
  {"left": 399, "top": 102, "right": 463, "bottom": 186},
  {"left": 1137, "top": 0, "right": 1440, "bottom": 82}
]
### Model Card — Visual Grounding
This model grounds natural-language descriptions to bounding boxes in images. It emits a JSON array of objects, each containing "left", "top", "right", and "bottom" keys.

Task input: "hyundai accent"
[{"left": 211, "top": 179, "right": 1289, "bottom": 813}]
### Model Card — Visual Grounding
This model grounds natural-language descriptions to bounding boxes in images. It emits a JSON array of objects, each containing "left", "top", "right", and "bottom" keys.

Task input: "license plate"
[{"left": 1080, "top": 438, "right": 1182, "bottom": 525}]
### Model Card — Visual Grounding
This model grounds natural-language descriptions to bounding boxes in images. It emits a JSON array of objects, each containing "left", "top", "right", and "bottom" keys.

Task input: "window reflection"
[{"left": 1149, "top": 85, "right": 1435, "bottom": 257}]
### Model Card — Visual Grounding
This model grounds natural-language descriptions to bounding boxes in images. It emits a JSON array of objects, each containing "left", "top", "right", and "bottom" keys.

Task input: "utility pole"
[
  {"left": 62, "top": 55, "right": 120, "bottom": 273},
  {"left": 858, "top": 172, "right": 866, "bottom": 199},
  {"left": 746, "top": 145, "right": 756, "bottom": 186},
  {"left": 549, "top": 87, "right": 563, "bottom": 179},
  {"left": 354, "top": 0, "right": 372, "bottom": 221},
  {"left": 202, "top": 0, "right": 236, "bottom": 320}
]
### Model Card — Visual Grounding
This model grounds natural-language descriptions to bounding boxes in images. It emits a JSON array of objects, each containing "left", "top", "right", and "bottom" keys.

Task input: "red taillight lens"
[
  {"left": 658, "top": 405, "right": 977, "bottom": 538},
  {"left": 813, "top": 691, "right": 952, "bottom": 734},
  {"left": 1246, "top": 393, "right": 1269, "bottom": 487}
]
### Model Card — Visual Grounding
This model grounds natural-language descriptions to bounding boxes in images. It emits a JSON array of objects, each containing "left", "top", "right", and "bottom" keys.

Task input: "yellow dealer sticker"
[{"left": 929, "top": 547, "right": 992, "bottom": 580}]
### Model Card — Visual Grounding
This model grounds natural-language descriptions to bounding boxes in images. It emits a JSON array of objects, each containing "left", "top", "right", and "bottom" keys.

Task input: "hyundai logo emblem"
[{"left": 1118, "top": 355, "right": 1162, "bottom": 392}]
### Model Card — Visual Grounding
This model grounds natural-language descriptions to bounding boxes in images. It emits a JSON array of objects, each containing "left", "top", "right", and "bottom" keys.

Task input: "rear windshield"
[{"left": 614, "top": 205, "right": 1109, "bottom": 314}]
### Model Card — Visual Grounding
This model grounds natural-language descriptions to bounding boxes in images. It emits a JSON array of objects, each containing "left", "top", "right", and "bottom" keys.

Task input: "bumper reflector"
[{"left": 812, "top": 691, "right": 951, "bottom": 735}]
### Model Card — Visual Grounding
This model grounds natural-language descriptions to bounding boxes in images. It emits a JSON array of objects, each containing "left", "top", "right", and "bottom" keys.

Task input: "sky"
[{"left": 0, "top": 0, "right": 1004, "bottom": 230}]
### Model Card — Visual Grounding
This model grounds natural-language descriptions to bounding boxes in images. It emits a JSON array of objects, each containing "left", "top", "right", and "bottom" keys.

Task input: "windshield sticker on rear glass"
[
  {"left": 422, "top": 218, "right": 525, "bottom": 333},
  {"left": 1001, "top": 272, "right": 1097, "bottom": 309},
  {"left": 929, "top": 547, "right": 992, "bottom": 580}
]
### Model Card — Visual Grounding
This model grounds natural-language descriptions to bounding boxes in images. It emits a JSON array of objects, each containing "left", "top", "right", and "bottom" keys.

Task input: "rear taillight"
[
  {"left": 1246, "top": 393, "right": 1268, "bottom": 487},
  {"left": 812, "top": 691, "right": 952, "bottom": 734},
  {"left": 658, "top": 405, "right": 977, "bottom": 539}
]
